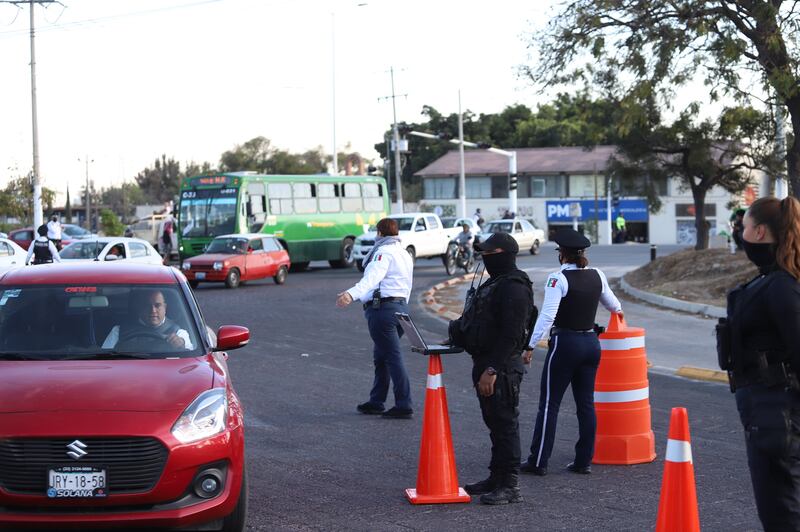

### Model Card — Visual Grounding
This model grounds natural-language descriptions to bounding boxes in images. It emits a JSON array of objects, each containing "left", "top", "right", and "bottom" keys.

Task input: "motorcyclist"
[{"left": 454, "top": 223, "right": 475, "bottom": 263}]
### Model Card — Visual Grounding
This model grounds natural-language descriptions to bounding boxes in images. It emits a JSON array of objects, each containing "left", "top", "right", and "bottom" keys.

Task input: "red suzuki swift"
[{"left": 0, "top": 263, "right": 249, "bottom": 531}]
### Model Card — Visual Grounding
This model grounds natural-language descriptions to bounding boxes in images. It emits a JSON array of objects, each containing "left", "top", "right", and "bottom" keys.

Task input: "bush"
[{"left": 100, "top": 209, "right": 124, "bottom": 236}]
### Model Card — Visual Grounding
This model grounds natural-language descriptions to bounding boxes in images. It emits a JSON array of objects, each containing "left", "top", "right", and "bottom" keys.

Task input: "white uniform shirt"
[
  {"left": 455, "top": 231, "right": 474, "bottom": 247},
  {"left": 102, "top": 320, "right": 194, "bottom": 350},
  {"left": 25, "top": 236, "right": 61, "bottom": 265},
  {"left": 527, "top": 263, "right": 622, "bottom": 348},
  {"left": 346, "top": 242, "right": 414, "bottom": 304},
  {"left": 46, "top": 220, "right": 62, "bottom": 240}
]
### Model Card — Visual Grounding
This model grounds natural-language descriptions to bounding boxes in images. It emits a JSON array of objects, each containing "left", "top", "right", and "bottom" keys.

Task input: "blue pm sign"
[{"left": 546, "top": 199, "right": 649, "bottom": 222}]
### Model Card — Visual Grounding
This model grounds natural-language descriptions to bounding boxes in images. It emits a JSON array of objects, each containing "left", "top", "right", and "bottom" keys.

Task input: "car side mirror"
[
  {"left": 247, "top": 247, "right": 254, "bottom": 253},
  {"left": 214, "top": 325, "right": 250, "bottom": 351},
  {"left": 104, "top": 254, "right": 120, "bottom": 261}
]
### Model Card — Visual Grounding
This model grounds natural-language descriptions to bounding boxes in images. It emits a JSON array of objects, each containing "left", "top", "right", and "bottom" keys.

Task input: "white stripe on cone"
[
  {"left": 427, "top": 374, "right": 443, "bottom": 390},
  {"left": 600, "top": 337, "right": 646, "bottom": 351},
  {"left": 665, "top": 439, "right": 693, "bottom": 463},
  {"left": 594, "top": 387, "right": 649, "bottom": 403}
]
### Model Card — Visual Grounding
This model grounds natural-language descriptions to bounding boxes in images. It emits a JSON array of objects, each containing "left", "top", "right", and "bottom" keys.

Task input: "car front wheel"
[
  {"left": 356, "top": 259, "right": 365, "bottom": 272},
  {"left": 225, "top": 269, "right": 241, "bottom": 289},
  {"left": 406, "top": 246, "right": 416, "bottom": 263},
  {"left": 189, "top": 280, "right": 199, "bottom": 289},
  {"left": 530, "top": 240, "right": 540, "bottom": 255},
  {"left": 220, "top": 468, "right": 248, "bottom": 532}
]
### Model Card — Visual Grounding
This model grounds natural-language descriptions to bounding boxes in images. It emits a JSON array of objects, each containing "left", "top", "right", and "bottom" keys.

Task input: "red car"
[
  {"left": 0, "top": 263, "right": 250, "bottom": 531},
  {"left": 181, "top": 233, "right": 290, "bottom": 289},
  {"left": 9, "top": 227, "right": 75, "bottom": 251}
]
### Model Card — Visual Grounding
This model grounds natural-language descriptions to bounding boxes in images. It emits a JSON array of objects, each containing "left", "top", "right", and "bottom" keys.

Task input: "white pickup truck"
[{"left": 352, "top": 212, "right": 452, "bottom": 271}]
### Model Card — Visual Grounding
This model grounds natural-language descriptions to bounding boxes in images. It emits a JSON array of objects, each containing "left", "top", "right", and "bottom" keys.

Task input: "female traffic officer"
[
  {"left": 25, "top": 225, "right": 61, "bottom": 265},
  {"left": 519, "top": 228, "right": 622, "bottom": 476},
  {"left": 722, "top": 196, "right": 800, "bottom": 531}
]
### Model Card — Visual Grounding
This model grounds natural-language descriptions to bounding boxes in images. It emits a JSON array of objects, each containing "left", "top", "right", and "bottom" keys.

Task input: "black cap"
[
  {"left": 554, "top": 228, "right": 591, "bottom": 250},
  {"left": 476, "top": 232, "right": 519, "bottom": 254}
]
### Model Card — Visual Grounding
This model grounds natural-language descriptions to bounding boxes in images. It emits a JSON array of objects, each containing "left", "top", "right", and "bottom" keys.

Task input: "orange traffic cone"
[
  {"left": 406, "top": 354, "right": 470, "bottom": 504},
  {"left": 656, "top": 407, "right": 700, "bottom": 532},
  {"left": 593, "top": 312, "right": 657, "bottom": 464}
]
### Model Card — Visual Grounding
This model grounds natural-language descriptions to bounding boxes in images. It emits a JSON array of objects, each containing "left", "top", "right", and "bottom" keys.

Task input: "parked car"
[
  {"left": 60, "top": 237, "right": 163, "bottom": 265},
  {"left": 181, "top": 233, "right": 290, "bottom": 289},
  {"left": 0, "top": 237, "right": 27, "bottom": 272},
  {"left": 352, "top": 213, "right": 452, "bottom": 271},
  {"left": 9, "top": 227, "right": 75, "bottom": 251},
  {"left": 478, "top": 219, "right": 546, "bottom": 255},
  {"left": 0, "top": 263, "right": 250, "bottom": 531},
  {"left": 440, "top": 216, "right": 482, "bottom": 241},
  {"left": 61, "top": 223, "right": 95, "bottom": 240},
  {"left": 129, "top": 214, "right": 178, "bottom": 258}
]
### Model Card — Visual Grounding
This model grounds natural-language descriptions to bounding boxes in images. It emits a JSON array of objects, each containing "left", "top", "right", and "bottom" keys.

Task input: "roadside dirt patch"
[{"left": 624, "top": 248, "right": 758, "bottom": 308}]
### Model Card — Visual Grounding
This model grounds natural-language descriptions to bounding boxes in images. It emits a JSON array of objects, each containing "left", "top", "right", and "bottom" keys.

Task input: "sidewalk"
[{"left": 420, "top": 267, "right": 726, "bottom": 384}]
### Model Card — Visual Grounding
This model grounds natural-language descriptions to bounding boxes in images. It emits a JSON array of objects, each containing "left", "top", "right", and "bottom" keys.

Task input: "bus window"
[
  {"left": 246, "top": 183, "right": 267, "bottom": 231},
  {"left": 342, "top": 183, "right": 362, "bottom": 212},
  {"left": 363, "top": 183, "right": 383, "bottom": 212},
  {"left": 293, "top": 183, "right": 317, "bottom": 214},
  {"left": 318, "top": 183, "right": 340, "bottom": 213},
  {"left": 268, "top": 183, "right": 293, "bottom": 214}
]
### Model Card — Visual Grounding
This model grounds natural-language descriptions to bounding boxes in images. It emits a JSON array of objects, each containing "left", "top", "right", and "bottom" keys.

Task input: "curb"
[
  {"left": 619, "top": 276, "right": 726, "bottom": 318},
  {"left": 675, "top": 365, "right": 729, "bottom": 384}
]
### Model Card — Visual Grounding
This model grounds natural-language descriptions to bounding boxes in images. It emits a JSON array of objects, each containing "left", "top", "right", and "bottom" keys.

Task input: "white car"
[
  {"left": 479, "top": 219, "right": 546, "bottom": 255},
  {"left": 59, "top": 237, "right": 164, "bottom": 265},
  {"left": 352, "top": 212, "right": 452, "bottom": 271},
  {"left": 0, "top": 238, "right": 27, "bottom": 273}
]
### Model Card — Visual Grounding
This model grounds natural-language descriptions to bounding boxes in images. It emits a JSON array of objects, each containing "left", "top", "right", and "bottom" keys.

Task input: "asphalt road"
[{"left": 188, "top": 247, "right": 762, "bottom": 532}]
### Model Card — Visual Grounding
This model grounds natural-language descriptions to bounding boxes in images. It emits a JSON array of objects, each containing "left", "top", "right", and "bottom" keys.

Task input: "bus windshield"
[{"left": 180, "top": 188, "right": 238, "bottom": 238}]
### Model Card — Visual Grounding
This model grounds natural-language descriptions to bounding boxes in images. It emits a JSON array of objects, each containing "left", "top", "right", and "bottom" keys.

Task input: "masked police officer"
[
  {"left": 520, "top": 228, "right": 622, "bottom": 476},
  {"left": 336, "top": 218, "right": 415, "bottom": 419},
  {"left": 25, "top": 225, "right": 61, "bottom": 265},
  {"left": 719, "top": 196, "right": 800, "bottom": 530},
  {"left": 448, "top": 232, "right": 535, "bottom": 505}
]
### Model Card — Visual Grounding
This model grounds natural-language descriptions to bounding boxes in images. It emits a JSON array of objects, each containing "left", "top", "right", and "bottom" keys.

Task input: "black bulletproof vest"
[
  {"left": 553, "top": 268, "right": 602, "bottom": 330},
  {"left": 32, "top": 239, "right": 52, "bottom": 264}
]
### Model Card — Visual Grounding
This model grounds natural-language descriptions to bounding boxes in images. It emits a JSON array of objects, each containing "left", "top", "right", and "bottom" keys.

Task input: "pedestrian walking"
[
  {"left": 46, "top": 215, "right": 62, "bottom": 251},
  {"left": 448, "top": 232, "right": 535, "bottom": 505},
  {"left": 473, "top": 208, "right": 485, "bottom": 229},
  {"left": 520, "top": 228, "right": 622, "bottom": 476},
  {"left": 26, "top": 225, "right": 61, "bottom": 265},
  {"left": 717, "top": 196, "right": 800, "bottom": 531},
  {"left": 614, "top": 213, "right": 627, "bottom": 243},
  {"left": 159, "top": 214, "right": 175, "bottom": 265},
  {"left": 336, "top": 217, "right": 415, "bottom": 419}
]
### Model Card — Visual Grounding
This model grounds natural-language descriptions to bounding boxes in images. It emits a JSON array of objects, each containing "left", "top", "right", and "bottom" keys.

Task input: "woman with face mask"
[
  {"left": 721, "top": 196, "right": 800, "bottom": 531},
  {"left": 519, "top": 228, "right": 623, "bottom": 477}
]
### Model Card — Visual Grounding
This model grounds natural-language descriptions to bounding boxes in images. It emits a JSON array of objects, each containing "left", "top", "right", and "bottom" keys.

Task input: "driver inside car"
[{"left": 102, "top": 289, "right": 193, "bottom": 350}]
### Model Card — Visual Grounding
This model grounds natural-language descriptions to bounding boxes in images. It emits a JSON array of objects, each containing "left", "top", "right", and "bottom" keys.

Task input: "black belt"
[
  {"left": 551, "top": 327, "right": 595, "bottom": 335},
  {"left": 730, "top": 362, "right": 800, "bottom": 392},
  {"left": 363, "top": 297, "right": 406, "bottom": 310}
]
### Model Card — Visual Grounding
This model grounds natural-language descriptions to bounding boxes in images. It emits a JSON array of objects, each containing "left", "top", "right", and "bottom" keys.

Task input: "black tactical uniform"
[
  {"left": 720, "top": 262, "right": 800, "bottom": 530},
  {"left": 449, "top": 232, "right": 535, "bottom": 505}
]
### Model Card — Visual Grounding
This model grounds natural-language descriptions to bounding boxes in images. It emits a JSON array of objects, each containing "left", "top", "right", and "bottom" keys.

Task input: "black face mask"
[
  {"left": 482, "top": 252, "right": 516, "bottom": 277},
  {"left": 742, "top": 240, "right": 776, "bottom": 269}
]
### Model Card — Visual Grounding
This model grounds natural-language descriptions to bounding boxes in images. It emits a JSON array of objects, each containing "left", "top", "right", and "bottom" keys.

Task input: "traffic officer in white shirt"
[
  {"left": 336, "top": 217, "right": 415, "bottom": 419},
  {"left": 520, "top": 228, "right": 623, "bottom": 476},
  {"left": 46, "top": 215, "right": 63, "bottom": 250},
  {"left": 26, "top": 225, "right": 61, "bottom": 265}
]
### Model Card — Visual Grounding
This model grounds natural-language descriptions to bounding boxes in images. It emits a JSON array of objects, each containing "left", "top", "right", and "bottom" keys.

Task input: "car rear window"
[{"left": 0, "top": 284, "right": 202, "bottom": 360}]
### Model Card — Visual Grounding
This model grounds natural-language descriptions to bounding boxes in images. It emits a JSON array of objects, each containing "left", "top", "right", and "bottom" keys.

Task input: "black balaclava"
[
  {"left": 742, "top": 239, "right": 776, "bottom": 271},
  {"left": 483, "top": 251, "right": 516, "bottom": 277}
]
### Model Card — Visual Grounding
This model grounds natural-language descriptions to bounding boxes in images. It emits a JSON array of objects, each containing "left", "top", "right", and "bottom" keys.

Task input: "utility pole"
[
  {"left": 379, "top": 67, "right": 407, "bottom": 213},
  {"left": 79, "top": 156, "right": 93, "bottom": 230},
  {"left": 457, "top": 90, "right": 466, "bottom": 219},
  {"left": 330, "top": 12, "right": 337, "bottom": 176},
  {"left": 2, "top": 0, "right": 60, "bottom": 228},
  {"left": 775, "top": 96, "right": 789, "bottom": 199}
]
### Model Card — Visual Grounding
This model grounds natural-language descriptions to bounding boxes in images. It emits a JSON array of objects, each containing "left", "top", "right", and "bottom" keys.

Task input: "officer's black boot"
[
  {"left": 479, "top": 473, "right": 523, "bottom": 505},
  {"left": 464, "top": 473, "right": 499, "bottom": 495}
]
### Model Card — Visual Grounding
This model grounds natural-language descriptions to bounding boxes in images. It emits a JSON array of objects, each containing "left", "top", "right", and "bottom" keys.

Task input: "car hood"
[
  {"left": 186, "top": 253, "right": 243, "bottom": 263},
  {"left": 0, "top": 357, "right": 215, "bottom": 413}
]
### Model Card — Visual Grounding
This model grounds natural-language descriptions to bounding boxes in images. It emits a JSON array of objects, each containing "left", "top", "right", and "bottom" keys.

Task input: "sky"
[{"left": 0, "top": 0, "right": 557, "bottom": 200}]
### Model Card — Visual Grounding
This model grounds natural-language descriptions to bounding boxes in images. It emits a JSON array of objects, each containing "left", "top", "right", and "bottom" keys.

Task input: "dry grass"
[{"left": 624, "top": 248, "right": 758, "bottom": 308}]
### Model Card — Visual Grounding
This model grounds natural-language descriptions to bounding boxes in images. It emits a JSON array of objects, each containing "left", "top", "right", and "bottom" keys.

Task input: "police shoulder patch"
[{"left": 547, "top": 277, "right": 558, "bottom": 288}]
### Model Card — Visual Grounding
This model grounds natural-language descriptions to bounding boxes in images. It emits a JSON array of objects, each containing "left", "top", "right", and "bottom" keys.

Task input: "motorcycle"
[{"left": 443, "top": 240, "right": 475, "bottom": 275}]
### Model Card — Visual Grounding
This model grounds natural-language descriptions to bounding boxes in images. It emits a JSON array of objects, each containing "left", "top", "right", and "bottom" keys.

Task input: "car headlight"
[
  {"left": 181, "top": 262, "right": 191, "bottom": 270},
  {"left": 171, "top": 388, "right": 228, "bottom": 444},
  {"left": 213, "top": 261, "right": 224, "bottom": 271}
]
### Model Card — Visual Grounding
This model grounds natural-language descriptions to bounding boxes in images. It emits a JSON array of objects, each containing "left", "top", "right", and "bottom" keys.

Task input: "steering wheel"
[{"left": 116, "top": 329, "right": 171, "bottom": 351}]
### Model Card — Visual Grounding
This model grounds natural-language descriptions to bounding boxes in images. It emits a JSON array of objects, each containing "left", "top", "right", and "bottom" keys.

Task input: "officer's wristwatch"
[{"left": 485, "top": 367, "right": 497, "bottom": 376}]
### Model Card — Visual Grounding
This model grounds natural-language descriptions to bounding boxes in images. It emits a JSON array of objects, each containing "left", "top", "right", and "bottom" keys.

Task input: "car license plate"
[
  {"left": 47, "top": 466, "right": 107, "bottom": 498},
  {"left": 196, "top": 272, "right": 206, "bottom": 280}
]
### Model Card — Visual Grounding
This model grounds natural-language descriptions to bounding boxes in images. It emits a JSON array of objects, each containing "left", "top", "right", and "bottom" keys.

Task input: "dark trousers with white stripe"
[
  {"left": 365, "top": 301, "right": 412, "bottom": 410},
  {"left": 527, "top": 331, "right": 601, "bottom": 469}
]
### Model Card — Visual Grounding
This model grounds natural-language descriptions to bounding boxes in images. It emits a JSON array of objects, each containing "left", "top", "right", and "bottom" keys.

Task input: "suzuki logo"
[{"left": 66, "top": 440, "right": 88, "bottom": 460}]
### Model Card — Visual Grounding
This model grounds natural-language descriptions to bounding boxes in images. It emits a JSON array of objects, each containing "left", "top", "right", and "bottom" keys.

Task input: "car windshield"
[
  {"left": 440, "top": 218, "right": 456, "bottom": 228},
  {"left": 63, "top": 225, "right": 91, "bottom": 238},
  {"left": 60, "top": 241, "right": 107, "bottom": 259},
  {"left": 392, "top": 217, "right": 416, "bottom": 231},
  {"left": 486, "top": 222, "right": 513, "bottom": 234},
  {"left": 205, "top": 237, "right": 248, "bottom": 255},
  {"left": 179, "top": 188, "right": 238, "bottom": 238},
  {"left": 0, "top": 284, "right": 202, "bottom": 360}
]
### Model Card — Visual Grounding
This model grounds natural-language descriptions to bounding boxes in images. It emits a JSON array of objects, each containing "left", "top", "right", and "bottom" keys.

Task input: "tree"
[
  {"left": 524, "top": 0, "right": 800, "bottom": 197},
  {"left": 135, "top": 155, "right": 182, "bottom": 203},
  {"left": 610, "top": 103, "right": 778, "bottom": 249},
  {"left": 219, "top": 137, "right": 329, "bottom": 174},
  {"left": 100, "top": 209, "right": 124, "bottom": 236},
  {"left": 101, "top": 182, "right": 146, "bottom": 221},
  {"left": 65, "top": 187, "right": 72, "bottom": 222},
  {"left": 0, "top": 177, "right": 55, "bottom": 225}
]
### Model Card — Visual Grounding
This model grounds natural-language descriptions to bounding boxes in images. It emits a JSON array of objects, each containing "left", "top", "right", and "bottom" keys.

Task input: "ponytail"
[
  {"left": 778, "top": 197, "right": 800, "bottom": 280},
  {"left": 560, "top": 248, "right": 589, "bottom": 268}
]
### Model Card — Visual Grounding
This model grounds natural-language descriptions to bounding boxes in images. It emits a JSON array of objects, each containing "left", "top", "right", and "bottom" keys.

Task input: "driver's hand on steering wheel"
[{"left": 166, "top": 333, "right": 185, "bottom": 349}]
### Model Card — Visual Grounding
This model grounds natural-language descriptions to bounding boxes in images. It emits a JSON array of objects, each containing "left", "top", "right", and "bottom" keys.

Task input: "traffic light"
[
  {"left": 437, "top": 131, "right": 453, "bottom": 141},
  {"left": 477, "top": 142, "right": 492, "bottom": 149},
  {"left": 509, "top": 174, "right": 518, "bottom": 191},
  {"left": 397, "top": 122, "right": 412, "bottom": 136}
]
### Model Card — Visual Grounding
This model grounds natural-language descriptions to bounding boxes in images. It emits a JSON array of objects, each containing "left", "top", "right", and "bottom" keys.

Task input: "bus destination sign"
[{"left": 189, "top": 175, "right": 239, "bottom": 187}]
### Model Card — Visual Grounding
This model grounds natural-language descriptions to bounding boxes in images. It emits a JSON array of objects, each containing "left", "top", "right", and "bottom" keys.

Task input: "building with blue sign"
[{"left": 415, "top": 145, "right": 757, "bottom": 245}]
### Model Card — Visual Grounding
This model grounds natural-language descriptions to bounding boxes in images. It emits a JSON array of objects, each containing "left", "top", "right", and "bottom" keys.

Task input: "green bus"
[{"left": 177, "top": 172, "right": 389, "bottom": 269}]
